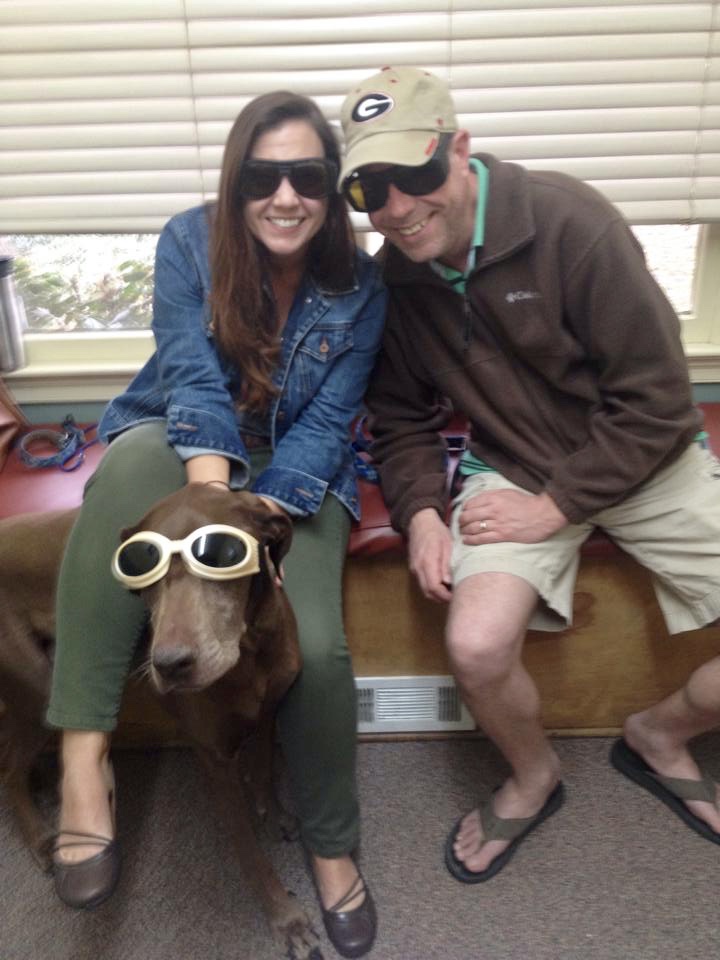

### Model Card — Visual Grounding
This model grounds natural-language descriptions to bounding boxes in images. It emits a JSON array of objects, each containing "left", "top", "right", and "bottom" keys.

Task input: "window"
[
  {"left": 630, "top": 224, "right": 698, "bottom": 318},
  {"left": 2, "top": 1, "right": 719, "bottom": 400},
  {"left": 10, "top": 234, "right": 155, "bottom": 332}
]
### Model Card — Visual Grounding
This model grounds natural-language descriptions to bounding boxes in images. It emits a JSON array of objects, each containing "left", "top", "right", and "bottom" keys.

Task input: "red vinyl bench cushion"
[{"left": 1, "top": 403, "right": 718, "bottom": 561}]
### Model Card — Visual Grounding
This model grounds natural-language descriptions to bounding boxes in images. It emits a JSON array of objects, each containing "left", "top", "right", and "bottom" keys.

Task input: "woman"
[{"left": 46, "top": 91, "right": 386, "bottom": 959}]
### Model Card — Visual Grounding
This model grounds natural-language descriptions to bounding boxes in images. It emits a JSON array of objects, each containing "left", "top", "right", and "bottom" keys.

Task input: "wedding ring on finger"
[{"left": 478, "top": 520, "right": 488, "bottom": 531}]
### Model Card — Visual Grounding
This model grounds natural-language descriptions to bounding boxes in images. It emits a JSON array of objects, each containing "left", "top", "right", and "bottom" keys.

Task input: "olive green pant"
[{"left": 47, "top": 423, "right": 359, "bottom": 856}]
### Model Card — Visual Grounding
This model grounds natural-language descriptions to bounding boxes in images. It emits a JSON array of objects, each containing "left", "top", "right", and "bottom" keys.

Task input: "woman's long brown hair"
[{"left": 209, "top": 92, "right": 355, "bottom": 412}]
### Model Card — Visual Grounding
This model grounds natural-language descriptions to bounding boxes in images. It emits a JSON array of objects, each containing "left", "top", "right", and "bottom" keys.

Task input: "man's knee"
[
  {"left": 446, "top": 581, "right": 532, "bottom": 684},
  {"left": 446, "top": 615, "right": 524, "bottom": 685},
  {"left": 445, "top": 605, "right": 527, "bottom": 684}
]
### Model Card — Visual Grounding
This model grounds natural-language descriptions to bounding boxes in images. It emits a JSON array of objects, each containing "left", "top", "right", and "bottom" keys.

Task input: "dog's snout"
[{"left": 152, "top": 647, "right": 197, "bottom": 684}]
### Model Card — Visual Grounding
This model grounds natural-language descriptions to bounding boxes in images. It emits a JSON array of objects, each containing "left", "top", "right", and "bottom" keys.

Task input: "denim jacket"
[{"left": 99, "top": 204, "right": 387, "bottom": 519}]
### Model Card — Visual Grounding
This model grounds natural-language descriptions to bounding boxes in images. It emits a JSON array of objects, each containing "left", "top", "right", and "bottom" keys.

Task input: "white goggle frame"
[{"left": 111, "top": 524, "right": 261, "bottom": 590}]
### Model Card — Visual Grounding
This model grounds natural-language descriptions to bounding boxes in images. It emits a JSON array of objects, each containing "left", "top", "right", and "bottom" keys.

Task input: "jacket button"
[
  {"left": 319, "top": 339, "right": 329, "bottom": 354},
  {"left": 277, "top": 410, "right": 286, "bottom": 420}
]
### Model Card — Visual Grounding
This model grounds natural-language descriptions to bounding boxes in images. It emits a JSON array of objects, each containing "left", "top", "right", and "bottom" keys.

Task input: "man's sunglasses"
[
  {"left": 342, "top": 135, "right": 452, "bottom": 213},
  {"left": 238, "top": 158, "right": 338, "bottom": 201},
  {"left": 112, "top": 524, "right": 261, "bottom": 590}
]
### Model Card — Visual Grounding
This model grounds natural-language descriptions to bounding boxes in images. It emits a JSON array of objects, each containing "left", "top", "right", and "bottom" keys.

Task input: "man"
[{"left": 339, "top": 65, "right": 720, "bottom": 882}]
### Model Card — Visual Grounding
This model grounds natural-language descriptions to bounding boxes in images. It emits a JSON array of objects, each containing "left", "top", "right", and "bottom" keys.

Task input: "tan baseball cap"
[{"left": 339, "top": 66, "right": 458, "bottom": 184}]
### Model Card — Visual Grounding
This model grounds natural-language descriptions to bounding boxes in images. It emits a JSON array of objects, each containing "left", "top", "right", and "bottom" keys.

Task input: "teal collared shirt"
[
  {"left": 428, "top": 158, "right": 496, "bottom": 476},
  {"left": 429, "top": 157, "right": 488, "bottom": 295}
]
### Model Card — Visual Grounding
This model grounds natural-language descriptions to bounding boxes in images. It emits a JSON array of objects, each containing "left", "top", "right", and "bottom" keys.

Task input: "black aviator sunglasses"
[
  {"left": 237, "top": 158, "right": 339, "bottom": 201},
  {"left": 342, "top": 134, "right": 453, "bottom": 214}
]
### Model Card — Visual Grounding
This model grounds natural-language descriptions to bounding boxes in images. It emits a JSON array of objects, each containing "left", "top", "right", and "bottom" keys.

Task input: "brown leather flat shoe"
[
  {"left": 321, "top": 871, "right": 377, "bottom": 959},
  {"left": 53, "top": 831, "right": 121, "bottom": 909}
]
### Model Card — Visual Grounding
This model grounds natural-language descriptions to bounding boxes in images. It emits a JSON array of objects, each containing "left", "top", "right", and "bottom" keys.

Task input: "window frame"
[
  {"left": 6, "top": 222, "right": 720, "bottom": 404},
  {"left": 684, "top": 222, "right": 720, "bottom": 382}
]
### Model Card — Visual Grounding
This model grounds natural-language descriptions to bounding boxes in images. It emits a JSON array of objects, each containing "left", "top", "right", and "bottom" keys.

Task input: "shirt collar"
[{"left": 430, "top": 157, "right": 489, "bottom": 292}]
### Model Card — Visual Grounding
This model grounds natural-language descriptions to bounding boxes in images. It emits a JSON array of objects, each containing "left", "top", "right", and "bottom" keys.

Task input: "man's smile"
[{"left": 397, "top": 216, "right": 430, "bottom": 237}]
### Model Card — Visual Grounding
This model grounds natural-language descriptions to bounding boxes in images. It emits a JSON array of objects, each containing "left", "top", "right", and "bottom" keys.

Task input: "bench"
[{"left": 1, "top": 404, "right": 719, "bottom": 739}]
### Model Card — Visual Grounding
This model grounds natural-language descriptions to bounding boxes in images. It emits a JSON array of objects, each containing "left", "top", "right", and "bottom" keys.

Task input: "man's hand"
[
  {"left": 459, "top": 490, "right": 567, "bottom": 544},
  {"left": 407, "top": 508, "right": 453, "bottom": 603}
]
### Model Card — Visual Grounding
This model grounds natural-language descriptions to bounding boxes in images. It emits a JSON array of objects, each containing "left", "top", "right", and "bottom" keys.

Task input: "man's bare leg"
[
  {"left": 446, "top": 571, "right": 561, "bottom": 873},
  {"left": 622, "top": 654, "right": 720, "bottom": 832}
]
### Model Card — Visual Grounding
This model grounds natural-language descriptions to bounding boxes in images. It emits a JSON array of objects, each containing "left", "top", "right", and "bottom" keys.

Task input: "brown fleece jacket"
[{"left": 367, "top": 153, "right": 701, "bottom": 532}]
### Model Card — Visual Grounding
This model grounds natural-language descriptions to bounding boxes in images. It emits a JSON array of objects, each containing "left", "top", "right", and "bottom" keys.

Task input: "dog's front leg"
[
  {"left": 193, "top": 746, "right": 323, "bottom": 960},
  {"left": 244, "top": 707, "right": 299, "bottom": 843},
  {"left": 0, "top": 705, "right": 55, "bottom": 871}
]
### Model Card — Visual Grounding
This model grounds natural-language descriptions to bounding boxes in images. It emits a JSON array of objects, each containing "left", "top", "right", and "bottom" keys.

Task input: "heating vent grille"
[
  {"left": 438, "top": 684, "right": 463, "bottom": 723},
  {"left": 355, "top": 676, "right": 475, "bottom": 733},
  {"left": 356, "top": 686, "right": 375, "bottom": 726}
]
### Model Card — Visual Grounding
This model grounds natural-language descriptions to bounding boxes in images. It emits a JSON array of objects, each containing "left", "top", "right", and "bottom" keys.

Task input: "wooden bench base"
[
  {"left": 114, "top": 548, "right": 719, "bottom": 745},
  {"left": 343, "top": 552, "right": 720, "bottom": 734}
]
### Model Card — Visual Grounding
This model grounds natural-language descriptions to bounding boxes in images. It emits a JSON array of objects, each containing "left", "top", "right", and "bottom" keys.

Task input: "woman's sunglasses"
[
  {"left": 112, "top": 524, "right": 261, "bottom": 590},
  {"left": 342, "top": 135, "right": 452, "bottom": 213},
  {"left": 238, "top": 158, "right": 339, "bottom": 201}
]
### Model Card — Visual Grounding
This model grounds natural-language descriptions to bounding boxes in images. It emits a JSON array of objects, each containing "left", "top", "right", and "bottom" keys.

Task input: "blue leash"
[
  {"left": 351, "top": 416, "right": 379, "bottom": 484},
  {"left": 19, "top": 415, "right": 99, "bottom": 471}
]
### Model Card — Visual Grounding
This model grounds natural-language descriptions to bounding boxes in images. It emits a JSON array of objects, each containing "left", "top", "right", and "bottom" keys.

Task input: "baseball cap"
[{"left": 339, "top": 66, "right": 458, "bottom": 185}]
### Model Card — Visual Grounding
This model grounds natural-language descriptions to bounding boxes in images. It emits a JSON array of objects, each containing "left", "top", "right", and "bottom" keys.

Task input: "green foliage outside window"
[
  {"left": 5, "top": 234, "right": 156, "bottom": 333},
  {"left": 14, "top": 257, "right": 153, "bottom": 332}
]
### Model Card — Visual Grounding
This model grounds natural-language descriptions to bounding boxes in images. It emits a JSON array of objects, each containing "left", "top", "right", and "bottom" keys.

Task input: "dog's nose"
[{"left": 152, "top": 647, "right": 197, "bottom": 683}]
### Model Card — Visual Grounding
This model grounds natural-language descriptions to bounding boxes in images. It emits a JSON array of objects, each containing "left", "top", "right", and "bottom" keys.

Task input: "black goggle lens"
[
  {"left": 191, "top": 532, "right": 248, "bottom": 569},
  {"left": 239, "top": 159, "right": 338, "bottom": 200},
  {"left": 342, "top": 136, "right": 451, "bottom": 213},
  {"left": 117, "top": 541, "right": 161, "bottom": 577}
]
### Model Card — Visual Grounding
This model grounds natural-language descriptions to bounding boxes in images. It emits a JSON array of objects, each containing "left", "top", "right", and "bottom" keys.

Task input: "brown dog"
[{"left": 0, "top": 483, "right": 322, "bottom": 960}]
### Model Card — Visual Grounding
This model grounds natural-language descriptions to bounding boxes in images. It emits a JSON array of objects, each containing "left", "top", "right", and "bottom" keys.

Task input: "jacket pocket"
[{"left": 297, "top": 322, "right": 353, "bottom": 363}]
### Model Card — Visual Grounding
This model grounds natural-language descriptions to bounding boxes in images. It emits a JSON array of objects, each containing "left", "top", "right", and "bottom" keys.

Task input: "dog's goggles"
[
  {"left": 341, "top": 135, "right": 451, "bottom": 213},
  {"left": 111, "top": 524, "right": 261, "bottom": 590},
  {"left": 238, "top": 158, "right": 338, "bottom": 200}
]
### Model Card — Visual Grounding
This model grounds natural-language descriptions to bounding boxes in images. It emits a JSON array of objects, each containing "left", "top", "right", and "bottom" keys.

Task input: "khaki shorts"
[{"left": 450, "top": 443, "right": 720, "bottom": 634}]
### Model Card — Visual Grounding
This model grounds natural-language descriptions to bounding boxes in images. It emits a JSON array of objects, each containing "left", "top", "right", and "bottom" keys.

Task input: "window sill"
[
  {"left": 5, "top": 330, "right": 154, "bottom": 404},
  {"left": 686, "top": 343, "right": 720, "bottom": 383}
]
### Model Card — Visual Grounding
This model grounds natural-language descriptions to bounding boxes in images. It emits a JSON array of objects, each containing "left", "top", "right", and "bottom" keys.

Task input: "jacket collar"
[
  {"left": 260, "top": 265, "right": 360, "bottom": 304},
  {"left": 312, "top": 270, "right": 360, "bottom": 298},
  {"left": 382, "top": 153, "right": 535, "bottom": 285}
]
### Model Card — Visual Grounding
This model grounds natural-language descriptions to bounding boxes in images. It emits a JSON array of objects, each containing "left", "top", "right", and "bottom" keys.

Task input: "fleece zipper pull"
[{"left": 462, "top": 293, "right": 473, "bottom": 350}]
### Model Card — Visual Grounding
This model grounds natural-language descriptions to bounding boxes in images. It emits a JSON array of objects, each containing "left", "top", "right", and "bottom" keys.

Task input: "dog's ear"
[
  {"left": 260, "top": 512, "right": 293, "bottom": 583},
  {"left": 119, "top": 522, "right": 138, "bottom": 543}
]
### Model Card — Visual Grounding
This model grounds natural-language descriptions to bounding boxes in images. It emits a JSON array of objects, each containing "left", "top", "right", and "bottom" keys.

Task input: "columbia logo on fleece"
[{"left": 505, "top": 290, "right": 542, "bottom": 304}]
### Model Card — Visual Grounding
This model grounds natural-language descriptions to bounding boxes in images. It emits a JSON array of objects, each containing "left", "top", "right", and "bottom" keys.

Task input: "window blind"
[{"left": 1, "top": 0, "right": 718, "bottom": 233}]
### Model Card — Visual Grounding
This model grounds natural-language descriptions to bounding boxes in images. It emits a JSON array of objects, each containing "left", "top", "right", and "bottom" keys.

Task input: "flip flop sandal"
[
  {"left": 610, "top": 738, "right": 720, "bottom": 845},
  {"left": 444, "top": 781, "right": 565, "bottom": 883}
]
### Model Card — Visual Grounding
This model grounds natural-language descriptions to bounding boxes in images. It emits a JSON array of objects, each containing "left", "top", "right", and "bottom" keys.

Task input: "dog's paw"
[
  {"left": 284, "top": 922, "right": 324, "bottom": 960},
  {"left": 273, "top": 897, "right": 323, "bottom": 960}
]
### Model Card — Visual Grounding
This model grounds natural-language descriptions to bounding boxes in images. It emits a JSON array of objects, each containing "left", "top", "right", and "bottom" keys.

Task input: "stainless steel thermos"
[{"left": 0, "top": 256, "right": 26, "bottom": 373}]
